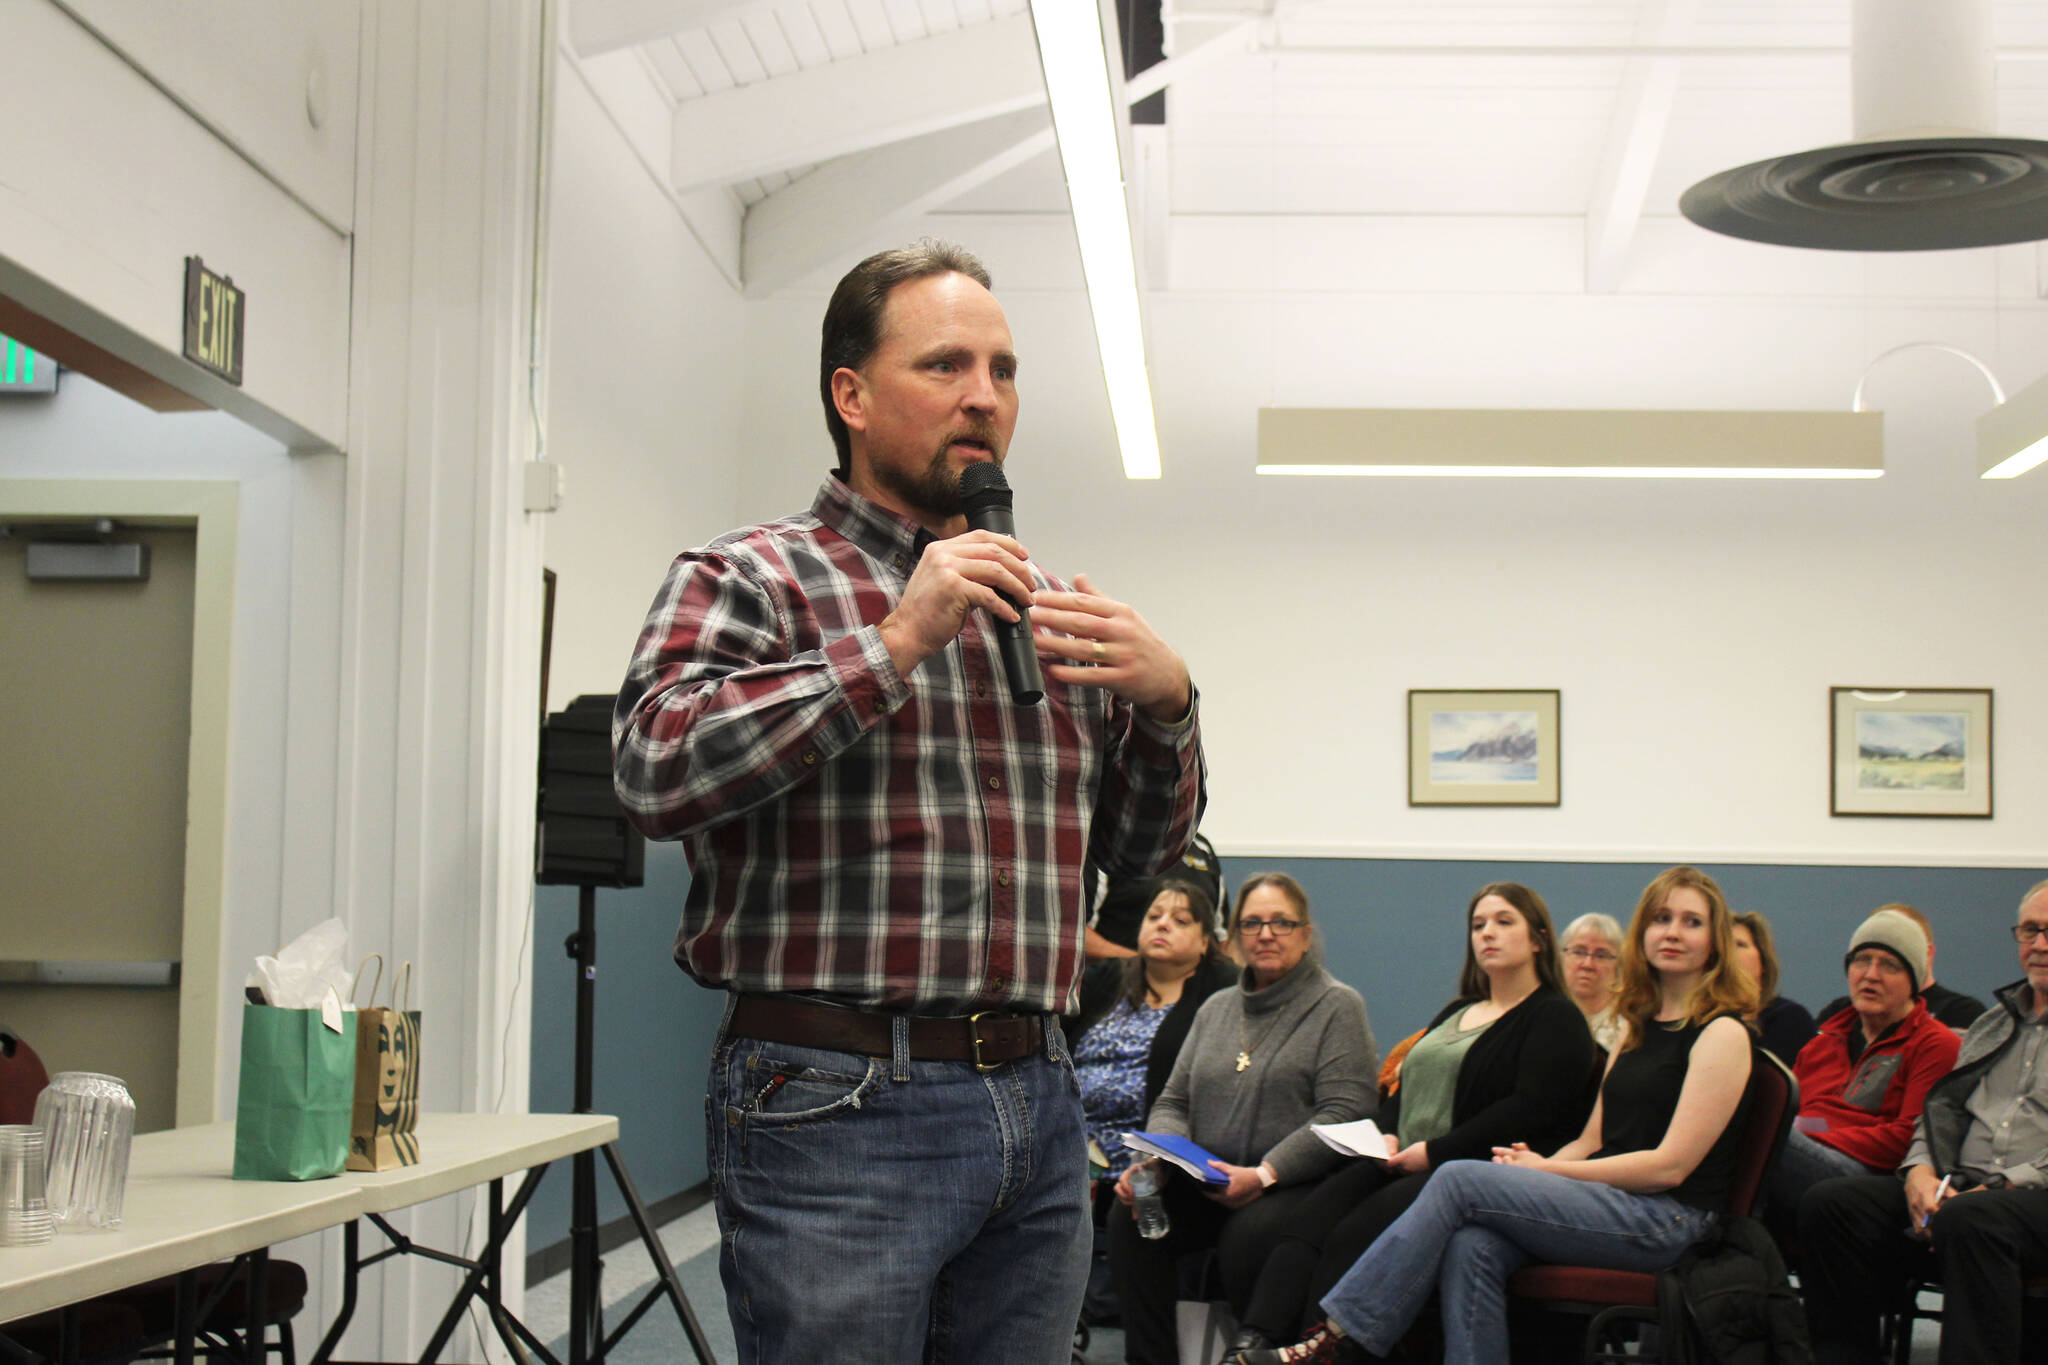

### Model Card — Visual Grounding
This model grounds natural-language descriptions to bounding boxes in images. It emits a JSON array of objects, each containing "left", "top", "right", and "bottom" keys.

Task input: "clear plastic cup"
[
  {"left": 33, "top": 1072, "right": 135, "bottom": 1232},
  {"left": 0, "top": 1124, "right": 54, "bottom": 1246}
]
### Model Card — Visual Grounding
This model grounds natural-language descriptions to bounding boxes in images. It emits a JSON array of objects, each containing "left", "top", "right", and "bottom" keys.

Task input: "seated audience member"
[
  {"left": 1734, "top": 911, "right": 1817, "bottom": 1065},
  {"left": 1561, "top": 912, "right": 1625, "bottom": 1052},
  {"left": 1800, "top": 880, "right": 2048, "bottom": 1365},
  {"left": 1766, "top": 909, "right": 1959, "bottom": 1214},
  {"left": 1107, "top": 873, "right": 1378, "bottom": 1365},
  {"left": 1229, "top": 883, "right": 1597, "bottom": 1350},
  {"left": 1236, "top": 866, "right": 1758, "bottom": 1365},
  {"left": 1818, "top": 903, "right": 1987, "bottom": 1031},
  {"left": 1070, "top": 879, "right": 1239, "bottom": 1177},
  {"left": 1084, "top": 836, "right": 1225, "bottom": 960}
]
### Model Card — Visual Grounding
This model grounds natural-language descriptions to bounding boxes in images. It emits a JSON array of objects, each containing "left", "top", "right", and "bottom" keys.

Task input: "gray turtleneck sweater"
[{"left": 1144, "top": 954, "right": 1378, "bottom": 1185}]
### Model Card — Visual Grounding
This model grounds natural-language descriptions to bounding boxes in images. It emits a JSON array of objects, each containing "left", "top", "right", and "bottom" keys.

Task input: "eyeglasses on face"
[
  {"left": 1564, "top": 946, "right": 1617, "bottom": 963},
  {"left": 1237, "top": 917, "right": 1303, "bottom": 938},
  {"left": 1848, "top": 950, "right": 1907, "bottom": 975},
  {"left": 2013, "top": 923, "right": 2048, "bottom": 944}
]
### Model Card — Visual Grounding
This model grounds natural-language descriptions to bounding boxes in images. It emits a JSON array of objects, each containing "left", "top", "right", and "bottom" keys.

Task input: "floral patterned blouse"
[{"left": 1074, "top": 997, "right": 1171, "bottom": 1176}]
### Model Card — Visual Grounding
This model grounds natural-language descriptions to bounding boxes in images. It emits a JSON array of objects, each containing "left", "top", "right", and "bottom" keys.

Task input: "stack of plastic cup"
[
  {"left": 34, "top": 1072, "right": 136, "bottom": 1232},
  {"left": 0, "top": 1124, "right": 54, "bottom": 1246}
]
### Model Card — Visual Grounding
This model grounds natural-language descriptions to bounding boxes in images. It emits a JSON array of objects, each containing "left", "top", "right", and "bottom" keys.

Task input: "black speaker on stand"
[{"left": 538, "top": 695, "right": 715, "bottom": 1365}]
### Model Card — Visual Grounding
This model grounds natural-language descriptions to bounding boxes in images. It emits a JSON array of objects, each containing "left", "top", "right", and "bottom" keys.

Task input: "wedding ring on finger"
[{"left": 1091, "top": 638, "right": 1108, "bottom": 664}]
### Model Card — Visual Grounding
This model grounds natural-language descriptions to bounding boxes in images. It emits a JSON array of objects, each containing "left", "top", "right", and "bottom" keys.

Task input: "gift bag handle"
[
  {"left": 351, "top": 954, "right": 384, "bottom": 1011},
  {"left": 392, "top": 961, "right": 413, "bottom": 1013}
]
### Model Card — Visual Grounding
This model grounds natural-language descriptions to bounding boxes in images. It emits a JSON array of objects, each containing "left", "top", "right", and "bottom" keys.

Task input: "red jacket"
[{"left": 1792, "top": 997, "right": 1960, "bottom": 1171}]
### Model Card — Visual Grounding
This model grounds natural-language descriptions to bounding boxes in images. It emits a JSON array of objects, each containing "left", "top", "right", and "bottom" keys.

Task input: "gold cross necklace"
[{"left": 1237, "top": 1010, "right": 1278, "bottom": 1073}]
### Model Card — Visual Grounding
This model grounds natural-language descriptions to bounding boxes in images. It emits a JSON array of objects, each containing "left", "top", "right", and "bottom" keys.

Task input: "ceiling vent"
[{"left": 1681, "top": 0, "right": 2048, "bottom": 250}]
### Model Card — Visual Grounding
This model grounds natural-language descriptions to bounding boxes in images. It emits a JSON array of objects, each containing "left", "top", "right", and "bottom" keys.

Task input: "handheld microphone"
[{"left": 957, "top": 461, "right": 1045, "bottom": 706}]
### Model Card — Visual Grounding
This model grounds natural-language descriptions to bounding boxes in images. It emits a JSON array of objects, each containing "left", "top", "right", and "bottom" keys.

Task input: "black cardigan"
[
  {"left": 1378, "top": 984, "right": 1599, "bottom": 1167},
  {"left": 1067, "top": 954, "right": 1239, "bottom": 1113}
]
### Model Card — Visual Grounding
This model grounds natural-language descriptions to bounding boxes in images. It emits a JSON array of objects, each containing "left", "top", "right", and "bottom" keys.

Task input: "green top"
[{"left": 1395, "top": 1006, "right": 1495, "bottom": 1146}]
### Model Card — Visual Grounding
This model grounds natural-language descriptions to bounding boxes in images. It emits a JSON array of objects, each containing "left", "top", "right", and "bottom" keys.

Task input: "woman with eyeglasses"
[
  {"left": 1560, "top": 912, "right": 1626, "bottom": 1052},
  {"left": 1106, "top": 872, "right": 1378, "bottom": 1365},
  {"left": 1226, "top": 883, "right": 1598, "bottom": 1354},
  {"left": 1237, "top": 866, "right": 1758, "bottom": 1365}
]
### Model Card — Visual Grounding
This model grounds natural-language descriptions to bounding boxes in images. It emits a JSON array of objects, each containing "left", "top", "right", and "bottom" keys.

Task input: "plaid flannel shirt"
[{"left": 612, "top": 476, "right": 1206, "bottom": 1015}]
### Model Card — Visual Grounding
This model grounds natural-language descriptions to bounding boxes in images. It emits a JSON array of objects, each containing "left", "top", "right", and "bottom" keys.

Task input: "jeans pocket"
[{"left": 743, "top": 1053, "right": 885, "bottom": 1129}]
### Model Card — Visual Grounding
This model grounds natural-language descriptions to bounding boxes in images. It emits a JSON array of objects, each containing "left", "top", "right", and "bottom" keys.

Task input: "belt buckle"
[{"left": 967, "top": 1011, "right": 1004, "bottom": 1073}]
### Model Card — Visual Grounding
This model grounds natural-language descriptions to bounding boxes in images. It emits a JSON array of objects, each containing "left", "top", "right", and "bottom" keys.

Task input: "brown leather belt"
[{"left": 729, "top": 994, "right": 1045, "bottom": 1073}]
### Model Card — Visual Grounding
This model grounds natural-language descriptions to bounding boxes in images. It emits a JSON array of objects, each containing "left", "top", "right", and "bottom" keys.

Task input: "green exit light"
[{"left": 1, "top": 333, "right": 58, "bottom": 394}]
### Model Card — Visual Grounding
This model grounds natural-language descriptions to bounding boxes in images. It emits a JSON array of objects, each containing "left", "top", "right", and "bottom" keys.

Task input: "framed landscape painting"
[
  {"left": 1830, "top": 687, "right": 1993, "bottom": 818},
  {"left": 1408, "top": 689, "right": 1560, "bottom": 807}
]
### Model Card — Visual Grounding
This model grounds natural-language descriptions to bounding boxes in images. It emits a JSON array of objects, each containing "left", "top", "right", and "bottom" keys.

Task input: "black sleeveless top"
[{"left": 1593, "top": 1016, "right": 1753, "bottom": 1212}]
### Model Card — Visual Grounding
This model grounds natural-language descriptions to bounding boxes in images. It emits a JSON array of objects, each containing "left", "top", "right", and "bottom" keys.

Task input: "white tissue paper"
[{"left": 250, "top": 918, "right": 352, "bottom": 1009}]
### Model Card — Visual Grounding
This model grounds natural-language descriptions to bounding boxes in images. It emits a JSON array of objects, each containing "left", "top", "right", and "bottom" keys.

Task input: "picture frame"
[
  {"left": 1408, "top": 689, "right": 1560, "bottom": 807},
  {"left": 1830, "top": 687, "right": 1993, "bottom": 818}
]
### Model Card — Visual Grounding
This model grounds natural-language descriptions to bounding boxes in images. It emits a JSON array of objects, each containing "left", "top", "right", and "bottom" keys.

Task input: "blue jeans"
[
  {"left": 705, "top": 999, "right": 1091, "bottom": 1364},
  {"left": 1764, "top": 1127, "right": 1869, "bottom": 1217},
  {"left": 1319, "top": 1161, "right": 1716, "bottom": 1365}
]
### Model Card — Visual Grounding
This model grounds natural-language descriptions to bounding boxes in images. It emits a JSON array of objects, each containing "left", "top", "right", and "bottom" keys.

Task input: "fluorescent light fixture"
[
  {"left": 1029, "top": 0, "right": 1162, "bottom": 480},
  {"left": 1257, "top": 408, "right": 1885, "bottom": 480},
  {"left": 1977, "top": 367, "right": 2048, "bottom": 479}
]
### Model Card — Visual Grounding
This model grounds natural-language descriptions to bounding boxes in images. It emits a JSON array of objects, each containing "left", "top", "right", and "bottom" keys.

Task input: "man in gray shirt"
[{"left": 1799, "top": 878, "right": 2048, "bottom": 1365}]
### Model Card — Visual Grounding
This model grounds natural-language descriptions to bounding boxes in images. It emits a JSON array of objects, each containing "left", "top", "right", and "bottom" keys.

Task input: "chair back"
[
  {"left": 1724, "top": 1043, "right": 1797, "bottom": 1219},
  {"left": 0, "top": 1029, "right": 51, "bottom": 1125}
]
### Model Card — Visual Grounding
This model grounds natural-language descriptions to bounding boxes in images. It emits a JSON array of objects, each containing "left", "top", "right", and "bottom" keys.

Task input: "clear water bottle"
[{"left": 1129, "top": 1161, "right": 1170, "bottom": 1240}]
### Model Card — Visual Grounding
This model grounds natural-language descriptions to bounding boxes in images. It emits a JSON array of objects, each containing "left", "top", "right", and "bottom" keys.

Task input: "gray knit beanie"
[{"left": 1844, "top": 909, "right": 1928, "bottom": 995}]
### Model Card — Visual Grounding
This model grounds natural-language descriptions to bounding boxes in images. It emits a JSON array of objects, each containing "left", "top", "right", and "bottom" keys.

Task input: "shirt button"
[
  {"left": 997, "top": 870, "right": 1011, "bottom": 887},
  {"left": 975, "top": 681, "right": 988, "bottom": 698},
  {"left": 892, "top": 554, "right": 908, "bottom": 572},
  {"left": 987, "top": 776, "right": 1002, "bottom": 791},
  {"left": 801, "top": 751, "right": 818, "bottom": 765}
]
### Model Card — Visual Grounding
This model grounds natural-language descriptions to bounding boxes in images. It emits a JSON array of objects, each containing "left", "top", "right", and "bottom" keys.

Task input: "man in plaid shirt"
[{"left": 614, "top": 240, "right": 1205, "bottom": 1363}]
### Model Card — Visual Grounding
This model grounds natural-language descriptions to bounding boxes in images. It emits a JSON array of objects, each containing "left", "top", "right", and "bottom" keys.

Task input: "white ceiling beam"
[
  {"left": 736, "top": 17, "right": 1256, "bottom": 298},
  {"left": 1584, "top": 0, "right": 1695, "bottom": 295},
  {"left": 740, "top": 110, "right": 1055, "bottom": 299},
  {"left": 570, "top": 0, "right": 775, "bottom": 57},
  {"left": 670, "top": 13, "right": 1044, "bottom": 193},
  {"left": 566, "top": 47, "right": 743, "bottom": 286}
]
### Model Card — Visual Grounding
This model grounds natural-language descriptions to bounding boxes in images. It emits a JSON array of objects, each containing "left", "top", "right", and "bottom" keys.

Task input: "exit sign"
[
  {"left": 0, "top": 333, "right": 56, "bottom": 394},
  {"left": 182, "top": 256, "right": 245, "bottom": 386}
]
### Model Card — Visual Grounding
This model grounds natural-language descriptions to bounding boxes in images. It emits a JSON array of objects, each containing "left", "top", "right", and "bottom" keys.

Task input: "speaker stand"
[{"left": 563, "top": 884, "right": 718, "bottom": 1365}]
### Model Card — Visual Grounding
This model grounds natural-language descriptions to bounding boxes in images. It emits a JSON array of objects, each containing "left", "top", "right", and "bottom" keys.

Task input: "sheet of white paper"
[{"left": 1311, "top": 1117, "right": 1391, "bottom": 1160}]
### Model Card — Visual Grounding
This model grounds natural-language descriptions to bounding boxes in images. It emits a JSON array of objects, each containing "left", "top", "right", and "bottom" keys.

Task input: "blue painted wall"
[
  {"left": 526, "top": 840, "right": 721, "bottom": 1244},
  {"left": 527, "top": 847, "right": 2047, "bottom": 1230},
  {"left": 1226, "top": 857, "right": 2048, "bottom": 1049}
]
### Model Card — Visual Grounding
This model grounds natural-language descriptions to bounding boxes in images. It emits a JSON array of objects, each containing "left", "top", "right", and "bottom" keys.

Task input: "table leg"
[
  {"left": 175, "top": 1269, "right": 199, "bottom": 1365},
  {"left": 308, "top": 1220, "right": 359, "bottom": 1365},
  {"left": 246, "top": 1246, "right": 270, "bottom": 1365},
  {"left": 414, "top": 1165, "right": 548, "bottom": 1365}
]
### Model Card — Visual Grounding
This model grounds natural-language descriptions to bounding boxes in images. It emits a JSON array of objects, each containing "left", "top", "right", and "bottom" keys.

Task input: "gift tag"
[{"left": 321, "top": 986, "right": 344, "bottom": 1034}]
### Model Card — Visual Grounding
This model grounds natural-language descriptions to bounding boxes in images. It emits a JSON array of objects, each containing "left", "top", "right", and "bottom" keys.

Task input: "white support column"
[{"left": 325, "top": 0, "right": 550, "bottom": 1357}]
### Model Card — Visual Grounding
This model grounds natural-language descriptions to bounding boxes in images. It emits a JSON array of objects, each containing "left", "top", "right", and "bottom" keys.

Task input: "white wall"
[
  {"left": 736, "top": 209, "right": 2048, "bottom": 869},
  {"left": 0, "top": 2, "right": 351, "bottom": 449},
  {"left": 539, "top": 63, "right": 750, "bottom": 711}
]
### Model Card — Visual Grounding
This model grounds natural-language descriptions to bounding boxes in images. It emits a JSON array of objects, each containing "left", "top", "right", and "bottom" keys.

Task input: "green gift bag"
[{"left": 232, "top": 1000, "right": 357, "bottom": 1181}]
